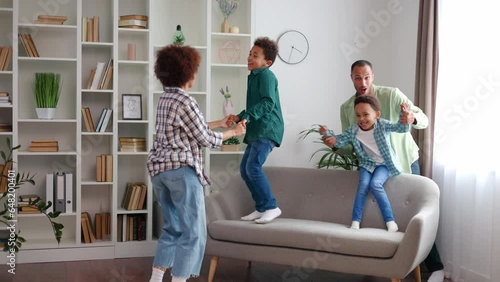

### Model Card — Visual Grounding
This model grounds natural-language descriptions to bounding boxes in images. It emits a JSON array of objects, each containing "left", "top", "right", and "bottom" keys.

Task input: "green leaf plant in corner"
[
  {"left": 298, "top": 124, "right": 359, "bottom": 171},
  {"left": 0, "top": 137, "right": 64, "bottom": 252},
  {"left": 222, "top": 136, "right": 240, "bottom": 145}
]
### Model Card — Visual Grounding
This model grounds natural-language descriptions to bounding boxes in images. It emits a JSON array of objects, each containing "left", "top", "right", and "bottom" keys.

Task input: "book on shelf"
[
  {"left": 33, "top": 15, "right": 68, "bottom": 25},
  {"left": 122, "top": 182, "right": 147, "bottom": 211},
  {"left": 82, "top": 16, "right": 99, "bottom": 42},
  {"left": 81, "top": 212, "right": 96, "bottom": 243},
  {"left": 119, "top": 14, "right": 148, "bottom": 29},
  {"left": 95, "top": 212, "right": 111, "bottom": 240},
  {"left": 18, "top": 34, "right": 40, "bottom": 57},
  {"left": 0, "top": 92, "right": 9, "bottom": 97},
  {"left": 119, "top": 137, "right": 146, "bottom": 152},
  {"left": 0, "top": 46, "right": 12, "bottom": 71},
  {"left": 123, "top": 214, "right": 146, "bottom": 241},
  {"left": 18, "top": 194, "right": 40, "bottom": 202},
  {"left": 0, "top": 124, "right": 12, "bottom": 133},
  {"left": 98, "top": 109, "right": 112, "bottom": 133},
  {"left": 88, "top": 59, "right": 112, "bottom": 90},
  {"left": 0, "top": 161, "right": 12, "bottom": 193},
  {"left": 28, "top": 139, "right": 59, "bottom": 152},
  {"left": 96, "top": 154, "right": 113, "bottom": 182}
]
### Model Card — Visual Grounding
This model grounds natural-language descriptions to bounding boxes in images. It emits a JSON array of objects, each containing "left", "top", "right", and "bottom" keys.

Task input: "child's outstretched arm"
[{"left": 319, "top": 125, "right": 337, "bottom": 147}]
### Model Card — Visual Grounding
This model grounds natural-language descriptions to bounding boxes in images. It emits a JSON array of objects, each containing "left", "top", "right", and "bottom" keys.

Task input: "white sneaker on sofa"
[
  {"left": 241, "top": 210, "right": 263, "bottom": 221},
  {"left": 255, "top": 208, "right": 281, "bottom": 224}
]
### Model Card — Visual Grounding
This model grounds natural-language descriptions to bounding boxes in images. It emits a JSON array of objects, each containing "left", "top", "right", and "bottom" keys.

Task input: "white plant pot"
[{"left": 36, "top": 108, "right": 57, "bottom": 120}]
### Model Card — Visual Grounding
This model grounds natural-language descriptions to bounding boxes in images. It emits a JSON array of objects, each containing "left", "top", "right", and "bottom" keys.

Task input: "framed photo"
[{"left": 122, "top": 94, "right": 142, "bottom": 120}]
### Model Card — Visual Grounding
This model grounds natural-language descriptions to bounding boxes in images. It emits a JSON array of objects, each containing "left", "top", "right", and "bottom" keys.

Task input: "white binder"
[
  {"left": 45, "top": 173, "right": 54, "bottom": 213},
  {"left": 65, "top": 173, "right": 73, "bottom": 213},
  {"left": 54, "top": 172, "right": 65, "bottom": 213}
]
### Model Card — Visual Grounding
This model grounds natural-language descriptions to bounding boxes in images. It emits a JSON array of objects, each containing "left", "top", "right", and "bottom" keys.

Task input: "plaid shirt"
[
  {"left": 331, "top": 118, "right": 409, "bottom": 177},
  {"left": 147, "top": 87, "right": 223, "bottom": 186}
]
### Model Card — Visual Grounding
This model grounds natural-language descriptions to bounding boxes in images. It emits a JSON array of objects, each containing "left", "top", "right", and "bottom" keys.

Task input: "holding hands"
[{"left": 320, "top": 125, "right": 337, "bottom": 148}]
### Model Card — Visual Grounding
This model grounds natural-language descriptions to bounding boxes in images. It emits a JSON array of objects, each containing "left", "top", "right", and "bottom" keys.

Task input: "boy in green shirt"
[{"left": 227, "top": 37, "right": 284, "bottom": 224}]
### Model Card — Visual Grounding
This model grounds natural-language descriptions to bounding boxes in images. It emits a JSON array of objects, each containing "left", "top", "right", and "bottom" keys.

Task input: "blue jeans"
[
  {"left": 151, "top": 166, "right": 206, "bottom": 278},
  {"left": 240, "top": 139, "right": 277, "bottom": 212},
  {"left": 352, "top": 165, "right": 394, "bottom": 222}
]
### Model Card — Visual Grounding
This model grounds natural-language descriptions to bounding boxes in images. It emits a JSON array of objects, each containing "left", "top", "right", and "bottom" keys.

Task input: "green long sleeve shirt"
[
  {"left": 237, "top": 67, "right": 284, "bottom": 146},
  {"left": 340, "top": 85, "right": 428, "bottom": 173}
]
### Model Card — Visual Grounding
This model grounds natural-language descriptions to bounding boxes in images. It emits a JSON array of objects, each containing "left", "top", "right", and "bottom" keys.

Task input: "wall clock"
[{"left": 277, "top": 30, "right": 309, "bottom": 65}]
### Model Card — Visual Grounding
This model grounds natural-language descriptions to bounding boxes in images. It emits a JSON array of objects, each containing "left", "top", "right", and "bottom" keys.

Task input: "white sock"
[
  {"left": 149, "top": 267, "right": 165, "bottom": 282},
  {"left": 427, "top": 270, "right": 445, "bottom": 282},
  {"left": 171, "top": 276, "right": 187, "bottom": 282},
  {"left": 350, "top": 221, "right": 360, "bottom": 229},
  {"left": 386, "top": 221, "right": 398, "bottom": 232},
  {"left": 241, "top": 210, "right": 263, "bottom": 221},
  {"left": 255, "top": 207, "right": 282, "bottom": 224}
]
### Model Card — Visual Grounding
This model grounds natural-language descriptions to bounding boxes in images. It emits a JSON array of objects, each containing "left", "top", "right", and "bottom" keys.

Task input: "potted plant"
[
  {"left": 220, "top": 85, "right": 234, "bottom": 116},
  {"left": 172, "top": 25, "right": 186, "bottom": 46},
  {"left": 298, "top": 125, "right": 359, "bottom": 170},
  {"left": 221, "top": 136, "right": 240, "bottom": 151},
  {"left": 33, "top": 72, "right": 61, "bottom": 120},
  {"left": 0, "top": 138, "right": 64, "bottom": 252}
]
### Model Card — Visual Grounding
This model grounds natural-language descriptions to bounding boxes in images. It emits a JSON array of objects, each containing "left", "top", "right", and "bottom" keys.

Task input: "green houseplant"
[
  {"left": 172, "top": 25, "right": 186, "bottom": 46},
  {"left": 0, "top": 137, "right": 64, "bottom": 252},
  {"left": 33, "top": 72, "right": 61, "bottom": 120},
  {"left": 298, "top": 124, "right": 359, "bottom": 170},
  {"left": 221, "top": 136, "right": 240, "bottom": 151}
]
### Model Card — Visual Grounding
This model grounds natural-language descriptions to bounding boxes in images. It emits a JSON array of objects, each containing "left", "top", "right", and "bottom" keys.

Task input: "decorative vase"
[
  {"left": 223, "top": 98, "right": 234, "bottom": 116},
  {"left": 221, "top": 18, "right": 230, "bottom": 33},
  {"left": 36, "top": 108, "right": 57, "bottom": 120}
]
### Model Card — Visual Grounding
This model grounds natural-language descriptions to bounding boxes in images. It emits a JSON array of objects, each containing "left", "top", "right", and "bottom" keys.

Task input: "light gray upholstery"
[{"left": 205, "top": 166, "right": 440, "bottom": 280}]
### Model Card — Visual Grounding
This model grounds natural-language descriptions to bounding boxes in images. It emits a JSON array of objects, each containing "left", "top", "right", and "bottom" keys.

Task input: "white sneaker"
[
  {"left": 255, "top": 208, "right": 282, "bottom": 224},
  {"left": 241, "top": 210, "right": 263, "bottom": 221},
  {"left": 350, "top": 221, "right": 360, "bottom": 229},
  {"left": 386, "top": 221, "right": 398, "bottom": 232},
  {"left": 427, "top": 270, "right": 445, "bottom": 282}
]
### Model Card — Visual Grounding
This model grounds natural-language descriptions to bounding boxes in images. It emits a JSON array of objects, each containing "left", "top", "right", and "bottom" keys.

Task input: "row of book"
[
  {"left": 121, "top": 182, "right": 147, "bottom": 211},
  {"left": 82, "top": 107, "right": 112, "bottom": 132},
  {"left": 96, "top": 154, "right": 113, "bottom": 182},
  {"left": 0, "top": 123, "right": 12, "bottom": 133},
  {"left": 0, "top": 46, "right": 12, "bottom": 71},
  {"left": 118, "top": 14, "right": 148, "bottom": 29},
  {"left": 82, "top": 16, "right": 99, "bottom": 42},
  {"left": 119, "top": 137, "right": 146, "bottom": 152},
  {"left": 117, "top": 214, "right": 146, "bottom": 242},
  {"left": 81, "top": 212, "right": 111, "bottom": 244},
  {"left": 0, "top": 161, "right": 12, "bottom": 193},
  {"left": 18, "top": 33, "right": 40, "bottom": 57},
  {"left": 86, "top": 59, "right": 113, "bottom": 90},
  {"left": 28, "top": 139, "right": 59, "bottom": 152},
  {"left": 34, "top": 15, "right": 67, "bottom": 25}
]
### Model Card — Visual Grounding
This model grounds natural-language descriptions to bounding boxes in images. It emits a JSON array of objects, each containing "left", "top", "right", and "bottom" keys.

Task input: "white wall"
[{"left": 253, "top": 0, "right": 419, "bottom": 168}]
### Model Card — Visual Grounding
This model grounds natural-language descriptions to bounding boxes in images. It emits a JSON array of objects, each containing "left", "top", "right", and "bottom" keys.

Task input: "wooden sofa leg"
[
  {"left": 208, "top": 256, "right": 219, "bottom": 282},
  {"left": 412, "top": 265, "right": 422, "bottom": 282}
]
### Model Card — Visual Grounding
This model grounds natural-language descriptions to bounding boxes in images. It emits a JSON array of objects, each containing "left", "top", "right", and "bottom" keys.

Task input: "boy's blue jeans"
[
  {"left": 240, "top": 139, "right": 277, "bottom": 212},
  {"left": 352, "top": 165, "right": 394, "bottom": 222},
  {"left": 151, "top": 166, "right": 206, "bottom": 278}
]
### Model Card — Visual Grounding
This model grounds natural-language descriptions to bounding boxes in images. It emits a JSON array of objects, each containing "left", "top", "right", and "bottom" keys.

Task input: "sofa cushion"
[{"left": 208, "top": 218, "right": 404, "bottom": 258}]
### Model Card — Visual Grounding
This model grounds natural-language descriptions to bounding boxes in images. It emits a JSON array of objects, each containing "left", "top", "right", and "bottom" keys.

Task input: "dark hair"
[
  {"left": 351, "top": 60, "right": 373, "bottom": 73},
  {"left": 354, "top": 95, "right": 381, "bottom": 112},
  {"left": 254, "top": 37, "right": 278, "bottom": 65},
  {"left": 154, "top": 45, "right": 201, "bottom": 87}
]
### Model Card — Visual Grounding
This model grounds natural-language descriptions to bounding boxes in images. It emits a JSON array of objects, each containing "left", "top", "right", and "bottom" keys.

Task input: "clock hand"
[
  {"left": 288, "top": 46, "right": 294, "bottom": 62},
  {"left": 291, "top": 46, "right": 303, "bottom": 54}
]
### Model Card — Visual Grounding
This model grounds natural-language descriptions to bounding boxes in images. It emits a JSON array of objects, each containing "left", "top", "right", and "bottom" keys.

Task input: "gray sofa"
[{"left": 204, "top": 166, "right": 440, "bottom": 282}]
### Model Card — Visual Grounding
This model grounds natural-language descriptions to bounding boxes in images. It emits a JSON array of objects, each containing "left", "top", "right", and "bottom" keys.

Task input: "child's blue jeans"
[
  {"left": 151, "top": 166, "right": 206, "bottom": 278},
  {"left": 240, "top": 139, "right": 277, "bottom": 212},
  {"left": 352, "top": 165, "right": 394, "bottom": 223}
]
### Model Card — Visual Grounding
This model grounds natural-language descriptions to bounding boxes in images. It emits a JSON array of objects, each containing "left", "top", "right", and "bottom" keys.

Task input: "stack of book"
[
  {"left": 117, "top": 214, "right": 146, "bottom": 242},
  {"left": 17, "top": 194, "right": 41, "bottom": 214},
  {"left": 34, "top": 15, "right": 67, "bottom": 25},
  {"left": 18, "top": 34, "right": 40, "bottom": 57},
  {"left": 0, "top": 124, "right": 12, "bottom": 133},
  {"left": 0, "top": 92, "right": 10, "bottom": 105},
  {"left": 0, "top": 46, "right": 12, "bottom": 71},
  {"left": 86, "top": 59, "right": 113, "bottom": 90},
  {"left": 118, "top": 14, "right": 148, "bottom": 29},
  {"left": 28, "top": 140, "right": 59, "bottom": 152},
  {"left": 96, "top": 154, "right": 113, "bottom": 182},
  {"left": 121, "top": 182, "right": 147, "bottom": 211},
  {"left": 82, "top": 16, "right": 99, "bottom": 42},
  {"left": 119, "top": 137, "right": 146, "bottom": 152}
]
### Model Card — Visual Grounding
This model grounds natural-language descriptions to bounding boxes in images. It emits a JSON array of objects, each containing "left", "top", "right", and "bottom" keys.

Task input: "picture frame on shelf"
[{"left": 122, "top": 94, "right": 142, "bottom": 120}]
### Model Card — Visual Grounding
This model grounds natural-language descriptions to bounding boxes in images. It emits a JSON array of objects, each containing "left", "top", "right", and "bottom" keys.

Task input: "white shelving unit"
[{"left": 0, "top": 0, "right": 254, "bottom": 264}]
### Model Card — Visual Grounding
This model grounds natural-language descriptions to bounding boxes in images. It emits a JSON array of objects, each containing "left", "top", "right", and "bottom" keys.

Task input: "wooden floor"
[{"left": 0, "top": 255, "right": 445, "bottom": 282}]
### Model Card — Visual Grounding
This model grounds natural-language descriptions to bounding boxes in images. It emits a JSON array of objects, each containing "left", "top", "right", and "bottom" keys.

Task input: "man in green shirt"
[{"left": 324, "top": 59, "right": 444, "bottom": 282}]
